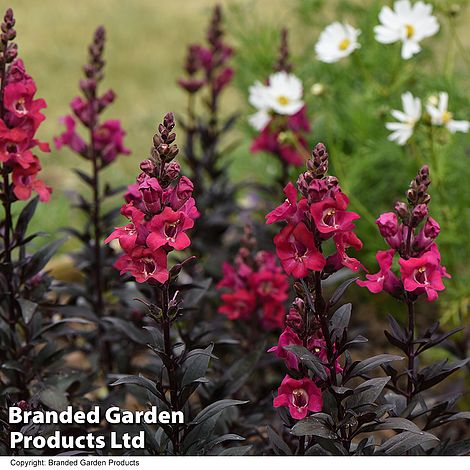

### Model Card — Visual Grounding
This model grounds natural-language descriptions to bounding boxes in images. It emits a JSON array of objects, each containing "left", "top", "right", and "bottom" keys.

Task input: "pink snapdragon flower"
[
  {"left": 217, "top": 230, "right": 289, "bottom": 331},
  {"left": 274, "top": 223, "right": 326, "bottom": 278},
  {"left": 106, "top": 113, "right": 198, "bottom": 284},
  {"left": 357, "top": 249, "right": 402, "bottom": 296},
  {"left": 0, "top": 58, "right": 51, "bottom": 201},
  {"left": 268, "top": 327, "right": 302, "bottom": 370},
  {"left": 273, "top": 375, "right": 323, "bottom": 420},
  {"left": 399, "top": 245, "right": 450, "bottom": 301},
  {"left": 358, "top": 165, "right": 450, "bottom": 303}
]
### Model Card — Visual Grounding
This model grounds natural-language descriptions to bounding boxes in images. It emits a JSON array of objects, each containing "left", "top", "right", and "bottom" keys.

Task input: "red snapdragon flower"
[
  {"left": 310, "top": 192, "right": 359, "bottom": 235},
  {"left": 107, "top": 113, "right": 197, "bottom": 285},
  {"left": 358, "top": 165, "right": 450, "bottom": 303},
  {"left": 251, "top": 107, "right": 310, "bottom": 167},
  {"left": 273, "top": 375, "right": 323, "bottom": 420},
  {"left": 399, "top": 245, "right": 450, "bottom": 301},
  {"left": 357, "top": 249, "right": 401, "bottom": 295},
  {"left": 54, "top": 116, "right": 88, "bottom": 156},
  {"left": 93, "top": 119, "right": 130, "bottom": 164},
  {"left": 147, "top": 207, "right": 194, "bottom": 251},
  {"left": 217, "top": 237, "right": 289, "bottom": 331},
  {"left": 218, "top": 289, "right": 257, "bottom": 321},
  {"left": 266, "top": 182, "right": 298, "bottom": 224},
  {"left": 114, "top": 247, "right": 168, "bottom": 284},
  {"left": 274, "top": 223, "right": 326, "bottom": 278},
  {"left": 268, "top": 326, "right": 302, "bottom": 370},
  {"left": 0, "top": 59, "right": 51, "bottom": 201}
]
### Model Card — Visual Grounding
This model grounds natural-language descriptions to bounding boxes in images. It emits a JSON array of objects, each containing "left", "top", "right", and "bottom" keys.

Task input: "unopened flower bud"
[
  {"left": 164, "top": 161, "right": 180, "bottom": 180},
  {"left": 394, "top": 201, "right": 409, "bottom": 221}
]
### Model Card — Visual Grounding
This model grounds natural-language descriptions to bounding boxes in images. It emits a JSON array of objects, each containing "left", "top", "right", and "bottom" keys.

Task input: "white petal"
[
  {"left": 438, "top": 92, "right": 449, "bottom": 114},
  {"left": 248, "top": 110, "right": 271, "bottom": 131},
  {"left": 374, "top": 25, "right": 401, "bottom": 44},
  {"left": 401, "top": 39, "right": 421, "bottom": 59},
  {"left": 447, "top": 119, "right": 470, "bottom": 133}
]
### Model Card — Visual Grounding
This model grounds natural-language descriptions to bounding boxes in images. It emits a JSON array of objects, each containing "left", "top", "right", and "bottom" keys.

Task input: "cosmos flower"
[
  {"left": 248, "top": 71, "right": 304, "bottom": 129},
  {"left": 386, "top": 92, "right": 422, "bottom": 145},
  {"left": 426, "top": 92, "right": 470, "bottom": 134},
  {"left": 374, "top": 0, "right": 439, "bottom": 60},
  {"left": 315, "top": 22, "right": 361, "bottom": 63}
]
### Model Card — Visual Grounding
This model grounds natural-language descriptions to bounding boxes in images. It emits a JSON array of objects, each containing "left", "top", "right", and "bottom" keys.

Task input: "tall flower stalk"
[
  {"left": 177, "top": 5, "right": 237, "bottom": 272},
  {"left": 107, "top": 114, "right": 246, "bottom": 455},
  {"left": 358, "top": 167, "right": 469, "bottom": 446},
  {"left": 0, "top": 8, "right": 51, "bottom": 332},
  {"left": 55, "top": 26, "right": 130, "bottom": 319}
]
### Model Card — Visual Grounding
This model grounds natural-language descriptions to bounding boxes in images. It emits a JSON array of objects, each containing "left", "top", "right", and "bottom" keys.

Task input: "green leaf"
[{"left": 103, "top": 317, "right": 150, "bottom": 345}]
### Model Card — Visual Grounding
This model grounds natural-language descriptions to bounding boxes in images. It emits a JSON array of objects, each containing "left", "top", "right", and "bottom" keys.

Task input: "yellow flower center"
[
  {"left": 442, "top": 111, "right": 453, "bottom": 124},
  {"left": 277, "top": 95, "right": 290, "bottom": 106},
  {"left": 418, "top": 267, "right": 426, "bottom": 273},
  {"left": 339, "top": 38, "right": 351, "bottom": 51},
  {"left": 405, "top": 24, "right": 414, "bottom": 39}
]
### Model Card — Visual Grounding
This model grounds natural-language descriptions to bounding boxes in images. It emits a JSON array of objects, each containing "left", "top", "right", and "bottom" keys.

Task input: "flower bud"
[{"left": 411, "top": 203, "right": 428, "bottom": 225}]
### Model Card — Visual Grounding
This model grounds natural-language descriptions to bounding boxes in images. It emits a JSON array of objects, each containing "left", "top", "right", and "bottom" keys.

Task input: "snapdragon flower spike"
[
  {"left": 268, "top": 144, "right": 361, "bottom": 420},
  {"left": 216, "top": 225, "right": 289, "bottom": 330},
  {"left": 249, "top": 29, "right": 310, "bottom": 169},
  {"left": 0, "top": 11, "right": 51, "bottom": 202},
  {"left": 106, "top": 113, "right": 198, "bottom": 284},
  {"left": 177, "top": 5, "right": 233, "bottom": 104},
  {"left": 267, "top": 143, "right": 363, "bottom": 279},
  {"left": 54, "top": 26, "right": 130, "bottom": 166},
  {"left": 357, "top": 165, "right": 450, "bottom": 302}
]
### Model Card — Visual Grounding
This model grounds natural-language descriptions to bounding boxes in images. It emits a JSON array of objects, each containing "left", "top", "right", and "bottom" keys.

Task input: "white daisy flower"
[
  {"left": 386, "top": 91, "right": 422, "bottom": 145},
  {"left": 315, "top": 22, "right": 361, "bottom": 63},
  {"left": 248, "top": 109, "right": 271, "bottom": 131},
  {"left": 426, "top": 92, "right": 470, "bottom": 133},
  {"left": 374, "top": 0, "right": 439, "bottom": 60},
  {"left": 264, "top": 71, "right": 304, "bottom": 115},
  {"left": 247, "top": 72, "right": 304, "bottom": 130}
]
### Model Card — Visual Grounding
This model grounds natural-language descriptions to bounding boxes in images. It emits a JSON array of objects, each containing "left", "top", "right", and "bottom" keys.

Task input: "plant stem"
[
  {"left": 297, "top": 436, "right": 305, "bottom": 455},
  {"left": 406, "top": 298, "right": 415, "bottom": 405},
  {"left": 90, "top": 122, "right": 103, "bottom": 316},
  {"left": 160, "top": 283, "right": 180, "bottom": 454},
  {"left": 310, "top": 273, "right": 350, "bottom": 451}
]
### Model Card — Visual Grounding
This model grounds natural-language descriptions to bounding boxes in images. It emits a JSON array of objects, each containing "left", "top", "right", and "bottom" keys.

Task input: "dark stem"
[
  {"left": 160, "top": 283, "right": 180, "bottom": 454},
  {"left": 297, "top": 435, "right": 305, "bottom": 455},
  {"left": 406, "top": 298, "right": 415, "bottom": 405},
  {"left": 89, "top": 121, "right": 103, "bottom": 316},
  {"left": 310, "top": 272, "right": 351, "bottom": 451}
]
